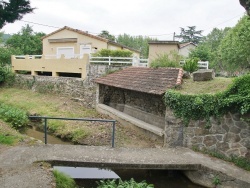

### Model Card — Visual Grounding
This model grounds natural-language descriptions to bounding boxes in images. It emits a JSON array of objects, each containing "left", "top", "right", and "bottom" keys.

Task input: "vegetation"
[
  {"left": 116, "top": 34, "right": 155, "bottom": 58},
  {"left": 0, "top": 0, "right": 34, "bottom": 28},
  {"left": 150, "top": 51, "right": 182, "bottom": 68},
  {"left": 164, "top": 74, "right": 250, "bottom": 125},
  {"left": 53, "top": 170, "right": 77, "bottom": 188},
  {"left": 240, "top": 0, "right": 250, "bottom": 16},
  {"left": 218, "top": 15, "right": 250, "bottom": 73},
  {"left": 193, "top": 147, "right": 250, "bottom": 171},
  {"left": 0, "top": 102, "right": 28, "bottom": 129},
  {"left": 0, "top": 88, "right": 157, "bottom": 147},
  {"left": 5, "top": 25, "right": 46, "bottom": 55},
  {"left": 93, "top": 49, "right": 133, "bottom": 57},
  {"left": 175, "top": 26, "right": 203, "bottom": 44},
  {"left": 0, "top": 120, "right": 24, "bottom": 145},
  {"left": 97, "top": 178, "right": 154, "bottom": 188},
  {"left": 98, "top": 30, "right": 116, "bottom": 41},
  {"left": 182, "top": 58, "right": 199, "bottom": 73}
]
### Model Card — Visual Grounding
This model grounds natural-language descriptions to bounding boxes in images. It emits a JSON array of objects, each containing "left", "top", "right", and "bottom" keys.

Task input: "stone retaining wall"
[
  {"left": 13, "top": 75, "right": 96, "bottom": 108},
  {"left": 165, "top": 108, "right": 250, "bottom": 158}
]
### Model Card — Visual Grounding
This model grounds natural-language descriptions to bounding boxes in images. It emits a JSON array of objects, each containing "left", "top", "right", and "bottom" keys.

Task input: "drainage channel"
[{"left": 54, "top": 166, "right": 205, "bottom": 188}]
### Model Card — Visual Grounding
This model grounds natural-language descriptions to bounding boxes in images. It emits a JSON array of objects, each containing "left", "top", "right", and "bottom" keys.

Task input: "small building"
[
  {"left": 148, "top": 41, "right": 179, "bottom": 63},
  {"left": 94, "top": 67, "right": 183, "bottom": 138},
  {"left": 42, "top": 26, "right": 140, "bottom": 58},
  {"left": 11, "top": 26, "right": 140, "bottom": 78},
  {"left": 178, "top": 42, "right": 197, "bottom": 58},
  {"left": 148, "top": 41, "right": 197, "bottom": 65}
]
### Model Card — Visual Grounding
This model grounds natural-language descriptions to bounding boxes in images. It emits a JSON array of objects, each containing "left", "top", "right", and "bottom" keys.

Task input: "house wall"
[
  {"left": 179, "top": 45, "right": 196, "bottom": 58},
  {"left": 11, "top": 54, "right": 88, "bottom": 78},
  {"left": 148, "top": 43, "right": 179, "bottom": 63},
  {"left": 43, "top": 29, "right": 107, "bottom": 56},
  {"left": 98, "top": 85, "right": 166, "bottom": 129}
]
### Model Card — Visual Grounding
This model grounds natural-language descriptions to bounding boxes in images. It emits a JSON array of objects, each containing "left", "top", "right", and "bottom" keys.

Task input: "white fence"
[
  {"left": 13, "top": 54, "right": 149, "bottom": 67},
  {"left": 89, "top": 56, "right": 148, "bottom": 67},
  {"left": 180, "top": 60, "right": 209, "bottom": 69}
]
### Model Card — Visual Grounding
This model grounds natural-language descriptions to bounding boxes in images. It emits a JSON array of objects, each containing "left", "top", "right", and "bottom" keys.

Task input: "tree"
[
  {"left": 189, "top": 27, "right": 230, "bottom": 69},
  {"left": 219, "top": 15, "right": 250, "bottom": 73},
  {"left": 116, "top": 34, "right": 156, "bottom": 58},
  {"left": 98, "top": 30, "right": 115, "bottom": 41},
  {"left": 175, "top": 26, "right": 203, "bottom": 44},
  {"left": 239, "top": 0, "right": 250, "bottom": 16},
  {"left": 5, "top": 24, "right": 45, "bottom": 55},
  {"left": 0, "top": 0, "right": 34, "bottom": 28}
]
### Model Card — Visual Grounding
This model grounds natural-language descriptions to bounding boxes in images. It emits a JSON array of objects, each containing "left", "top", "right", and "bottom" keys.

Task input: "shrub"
[
  {"left": 182, "top": 58, "right": 199, "bottom": 73},
  {"left": 97, "top": 178, "right": 154, "bottom": 188},
  {"left": 0, "top": 103, "right": 28, "bottom": 129},
  {"left": 0, "top": 65, "right": 15, "bottom": 85},
  {"left": 53, "top": 170, "right": 77, "bottom": 188},
  {"left": 164, "top": 73, "right": 250, "bottom": 125},
  {"left": 150, "top": 51, "right": 182, "bottom": 68},
  {"left": 94, "top": 49, "right": 133, "bottom": 57}
]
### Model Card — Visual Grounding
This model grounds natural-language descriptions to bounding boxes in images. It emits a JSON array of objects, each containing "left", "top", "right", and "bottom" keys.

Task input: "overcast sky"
[{"left": 1, "top": 0, "right": 246, "bottom": 40}]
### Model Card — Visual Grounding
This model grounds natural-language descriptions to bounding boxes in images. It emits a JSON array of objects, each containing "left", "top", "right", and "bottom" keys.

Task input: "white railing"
[
  {"left": 12, "top": 54, "right": 149, "bottom": 67},
  {"left": 180, "top": 60, "right": 209, "bottom": 69},
  {"left": 14, "top": 55, "right": 42, "bottom": 59},
  {"left": 89, "top": 55, "right": 148, "bottom": 67}
]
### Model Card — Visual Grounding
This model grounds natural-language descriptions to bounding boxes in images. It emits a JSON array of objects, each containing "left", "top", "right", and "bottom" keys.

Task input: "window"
[{"left": 57, "top": 47, "right": 74, "bottom": 59}]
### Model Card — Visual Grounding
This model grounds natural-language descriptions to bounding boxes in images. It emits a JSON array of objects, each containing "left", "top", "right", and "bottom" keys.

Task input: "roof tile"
[{"left": 94, "top": 67, "right": 183, "bottom": 95}]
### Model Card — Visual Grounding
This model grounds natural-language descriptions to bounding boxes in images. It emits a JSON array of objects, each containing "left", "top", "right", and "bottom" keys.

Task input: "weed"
[
  {"left": 0, "top": 133, "right": 16, "bottom": 145},
  {"left": 212, "top": 175, "right": 221, "bottom": 187},
  {"left": 97, "top": 178, "right": 154, "bottom": 188},
  {"left": 53, "top": 170, "right": 77, "bottom": 188}
]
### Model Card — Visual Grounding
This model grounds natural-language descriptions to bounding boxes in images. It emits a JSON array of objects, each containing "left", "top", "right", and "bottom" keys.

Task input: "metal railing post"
[
  {"left": 44, "top": 118, "right": 48, "bottom": 144},
  {"left": 112, "top": 121, "right": 115, "bottom": 148}
]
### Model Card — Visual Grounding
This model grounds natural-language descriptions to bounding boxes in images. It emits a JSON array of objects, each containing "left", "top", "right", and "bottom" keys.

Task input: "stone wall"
[
  {"left": 165, "top": 108, "right": 250, "bottom": 158},
  {"left": 13, "top": 75, "right": 96, "bottom": 108},
  {"left": 99, "top": 85, "right": 166, "bottom": 129}
]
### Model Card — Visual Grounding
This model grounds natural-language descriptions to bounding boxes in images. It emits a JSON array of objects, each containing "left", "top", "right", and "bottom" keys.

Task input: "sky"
[{"left": 1, "top": 0, "right": 246, "bottom": 40}]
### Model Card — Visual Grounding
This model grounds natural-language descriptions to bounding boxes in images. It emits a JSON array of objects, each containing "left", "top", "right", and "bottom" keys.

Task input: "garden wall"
[
  {"left": 13, "top": 75, "right": 96, "bottom": 108},
  {"left": 165, "top": 108, "right": 250, "bottom": 158}
]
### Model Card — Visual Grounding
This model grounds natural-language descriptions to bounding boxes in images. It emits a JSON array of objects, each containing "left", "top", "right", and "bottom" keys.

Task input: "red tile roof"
[{"left": 94, "top": 67, "right": 183, "bottom": 95}]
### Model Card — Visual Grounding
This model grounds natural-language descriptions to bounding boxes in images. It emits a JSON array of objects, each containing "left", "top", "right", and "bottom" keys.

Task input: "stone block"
[
  {"left": 235, "top": 121, "right": 248, "bottom": 129},
  {"left": 229, "top": 125, "right": 241, "bottom": 134},
  {"left": 226, "top": 148, "right": 240, "bottom": 157},
  {"left": 225, "top": 133, "right": 241, "bottom": 143},
  {"left": 203, "top": 135, "right": 217, "bottom": 147},
  {"left": 240, "top": 130, "right": 250, "bottom": 139},
  {"left": 240, "top": 139, "right": 250, "bottom": 149},
  {"left": 192, "top": 69, "right": 214, "bottom": 81},
  {"left": 217, "top": 142, "right": 230, "bottom": 151}
]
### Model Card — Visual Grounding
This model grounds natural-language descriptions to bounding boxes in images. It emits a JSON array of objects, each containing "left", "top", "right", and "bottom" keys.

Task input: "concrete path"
[{"left": 0, "top": 145, "right": 250, "bottom": 188}]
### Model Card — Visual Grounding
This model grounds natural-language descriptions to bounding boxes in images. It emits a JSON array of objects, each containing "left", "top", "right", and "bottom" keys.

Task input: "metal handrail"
[{"left": 29, "top": 116, "right": 116, "bottom": 147}]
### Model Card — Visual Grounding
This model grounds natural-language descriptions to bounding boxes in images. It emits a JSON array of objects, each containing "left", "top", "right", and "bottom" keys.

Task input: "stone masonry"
[{"left": 165, "top": 108, "right": 250, "bottom": 158}]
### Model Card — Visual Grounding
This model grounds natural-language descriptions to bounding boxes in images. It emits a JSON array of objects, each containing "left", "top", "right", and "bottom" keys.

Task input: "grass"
[
  {"left": 0, "top": 120, "right": 24, "bottom": 145},
  {"left": 177, "top": 77, "right": 233, "bottom": 95},
  {"left": 0, "top": 88, "right": 158, "bottom": 147},
  {"left": 193, "top": 147, "right": 250, "bottom": 171},
  {"left": 53, "top": 170, "right": 77, "bottom": 188}
]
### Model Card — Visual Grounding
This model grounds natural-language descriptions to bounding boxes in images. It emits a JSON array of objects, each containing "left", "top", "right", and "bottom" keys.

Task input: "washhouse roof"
[{"left": 94, "top": 67, "right": 183, "bottom": 95}]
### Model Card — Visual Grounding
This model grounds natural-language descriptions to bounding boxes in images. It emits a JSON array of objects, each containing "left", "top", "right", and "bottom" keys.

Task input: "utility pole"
[{"left": 173, "top": 32, "right": 175, "bottom": 41}]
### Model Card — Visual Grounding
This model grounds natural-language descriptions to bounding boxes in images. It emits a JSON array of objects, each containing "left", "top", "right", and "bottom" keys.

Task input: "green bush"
[
  {"left": 182, "top": 58, "right": 199, "bottom": 73},
  {"left": 150, "top": 51, "right": 182, "bottom": 68},
  {"left": 97, "top": 178, "right": 154, "bottom": 188},
  {"left": 0, "top": 133, "right": 16, "bottom": 145},
  {"left": 53, "top": 170, "right": 77, "bottom": 188},
  {"left": 0, "top": 66, "right": 15, "bottom": 85},
  {"left": 164, "top": 74, "right": 250, "bottom": 125},
  {"left": 94, "top": 49, "right": 133, "bottom": 57},
  {"left": 0, "top": 103, "right": 28, "bottom": 129}
]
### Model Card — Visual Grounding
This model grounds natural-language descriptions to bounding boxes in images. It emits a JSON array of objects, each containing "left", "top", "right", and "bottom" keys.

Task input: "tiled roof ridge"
[
  {"left": 41, "top": 26, "right": 108, "bottom": 42},
  {"left": 176, "top": 68, "right": 183, "bottom": 85}
]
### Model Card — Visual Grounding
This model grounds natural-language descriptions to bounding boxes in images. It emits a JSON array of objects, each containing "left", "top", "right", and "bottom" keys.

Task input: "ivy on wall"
[{"left": 164, "top": 74, "right": 250, "bottom": 125}]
